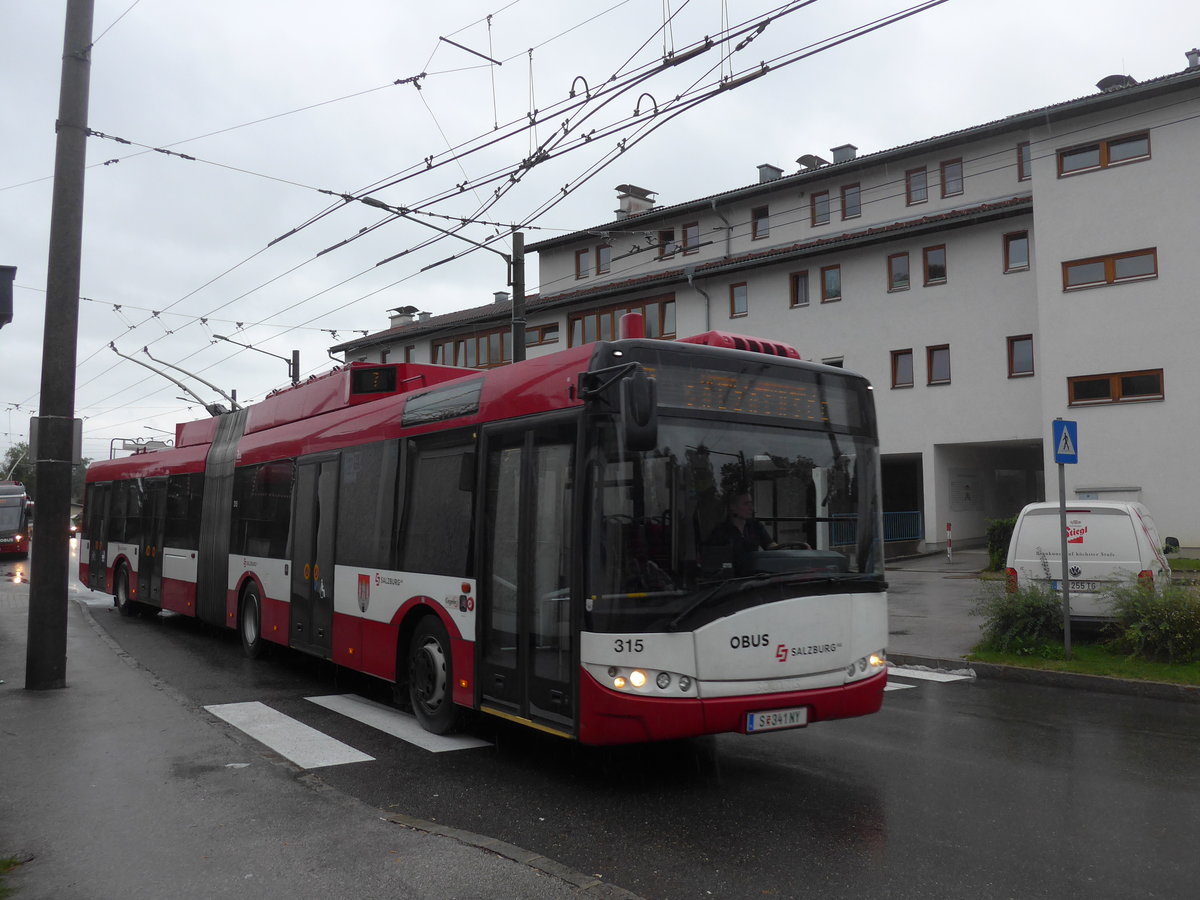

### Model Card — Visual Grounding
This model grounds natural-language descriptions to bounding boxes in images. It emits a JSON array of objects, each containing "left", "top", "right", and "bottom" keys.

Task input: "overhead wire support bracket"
[{"left": 438, "top": 35, "right": 502, "bottom": 66}]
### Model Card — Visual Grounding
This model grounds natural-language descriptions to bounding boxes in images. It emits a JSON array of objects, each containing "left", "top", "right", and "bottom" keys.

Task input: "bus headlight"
[
  {"left": 629, "top": 670, "right": 647, "bottom": 688},
  {"left": 869, "top": 651, "right": 887, "bottom": 669},
  {"left": 656, "top": 671, "right": 672, "bottom": 690}
]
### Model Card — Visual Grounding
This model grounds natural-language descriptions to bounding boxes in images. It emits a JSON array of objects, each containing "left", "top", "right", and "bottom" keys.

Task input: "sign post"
[{"left": 1052, "top": 419, "right": 1079, "bottom": 659}]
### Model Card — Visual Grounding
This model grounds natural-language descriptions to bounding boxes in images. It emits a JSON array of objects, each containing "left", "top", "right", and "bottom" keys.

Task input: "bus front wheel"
[
  {"left": 114, "top": 566, "right": 137, "bottom": 618},
  {"left": 240, "top": 584, "right": 267, "bottom": 659},
  {"left": 408, "top": 616, "right": 459, "bottom": 735}
]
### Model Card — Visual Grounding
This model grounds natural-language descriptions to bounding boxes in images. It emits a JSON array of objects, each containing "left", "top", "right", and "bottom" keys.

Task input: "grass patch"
[
  {"left": 1, "top": 856, "right": 21, "bottom": 899},
  {"left": 968, "top": 641, "right": 1200, "bottom": 685},
  {"left": 1170, "top": 557, "right": 1200, "bottom": 572}
]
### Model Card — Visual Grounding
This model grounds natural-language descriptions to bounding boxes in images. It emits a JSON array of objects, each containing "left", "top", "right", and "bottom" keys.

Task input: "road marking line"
[
  {"left": 888, "top": 666, "right": 973, "bottom": 683},
  {"left": 204, "top": 701, "right": 374, "bottom": 769},
  {"left": 306, "top": 694, "right": 491, "bottom": 753},
  {"left": 884, "top": 682, "right": 916, "bottom": 692}
]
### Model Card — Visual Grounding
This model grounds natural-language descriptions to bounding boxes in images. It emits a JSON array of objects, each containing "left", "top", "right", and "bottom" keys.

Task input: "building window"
[
  {"left": 404, "top": 345, "right": 415, "bottom": 363},
  {"left": 1004, "top": 232, "right": 1029, "bottom": 272},
  {"left": 657, "top": 229, "right": 676, "bottom": 258},
  {"left": 927, "top": 345, "right": 951, "bottom": 385},
  {"left": 432, "top": 328, "right": 511, "bottom": 369},
  {"left": 574, "top": 248, "right": 589, "bottom": 279},
  {"left": 1068, "top": 369, "right": 1163, "bottom": 406},
  {"left": 526, "top": 324, "right": 560, "bottom": 347},
  {"left": 1017, "top": 141, "right": 1032, "bottom": 181},
  {"left": 1062, "top": 248, "right": 1157, "bottom": 290},
  {"left": 924, "top": 245, "right": 947, "bottom": 285},
  {"left": 751, "top": 206, "right": 769, "bottom": 239},
  {"left": 1058, "top": 132, "right": 1150, "bottom": 176},
  {"left": 568, "top": 296, "right": 676, "bottom": 346},
  {"left": 891, "top": 349, "right": 913, "bottom": 388},
  {"left": 789, "top": 271, "right": 809, "bottom": 308},
  {"left": 887, "top": 253, "right": 910, "bottom": 292},
  {"left": 730, "top": 282, "right": 748, "bottom": 318},
  {"left": 821, "top": 265, "right": 841, "bottom": 303},
  {"left": 380, "top": 349, "right": 390, "bottom": 364},
  {"left": 841, "top": 183, "right": 861, "bottom": 219},
  {"left": 682, "top": 222, "right": 700, "bottom": 255},
  {"left": 596, "top": 244, "right": 611, "bottom": 274},
  {"left": 941, "top": 158, "right": 964, "bottom": 197},
  {"left": 1007, "top": 335, "right": 1034, "bottom": 377},
  {"left": 810, "top": 192, "right": 830, "bottom": 226},
  {"left": 906, "top": 167, "right": 928, "bottom": 205}
]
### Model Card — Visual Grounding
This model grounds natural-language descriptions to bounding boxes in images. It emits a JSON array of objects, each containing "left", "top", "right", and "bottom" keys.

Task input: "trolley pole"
[{"left": 27, "top": 0, "right": 94, "bottom": 690}]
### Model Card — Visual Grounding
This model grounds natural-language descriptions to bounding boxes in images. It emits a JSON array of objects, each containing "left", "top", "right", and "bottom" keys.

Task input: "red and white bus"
[{"left": 80, "top": 322, "right": 888, "bottom": 744}]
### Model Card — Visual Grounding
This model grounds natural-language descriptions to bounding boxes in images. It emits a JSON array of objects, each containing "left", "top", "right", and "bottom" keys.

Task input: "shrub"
[
  {"left": 985, "top": 516, "right": 1017, "bottom": 571},
  {"left": 972, "top": 580, "right": 1063, "bottom": 656},
  {"left": 1106, "top": 578, "right": 1200, "bottom": 664}
]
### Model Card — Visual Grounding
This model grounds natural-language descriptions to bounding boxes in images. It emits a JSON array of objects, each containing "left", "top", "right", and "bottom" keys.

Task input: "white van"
[{"left": 1004, "top": 501, "right": 1171, "bottom": 622}]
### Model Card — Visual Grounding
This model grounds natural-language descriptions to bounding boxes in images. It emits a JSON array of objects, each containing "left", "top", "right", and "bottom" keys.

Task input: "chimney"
[
  {"left": 614, "top": 183, "right": 657, "bottom": 219},
  {"left": 417, "top": 311, "right": 432, "bottom": 322},
  {"left": 1187, "top": 48, "right": 1200, "bottom": 69},
  {"left": 494, "top": 291, "right": 510, "bottom": 304},
  {"left": 831, "top": 144, "right": 858, "bottom": 164},
  {"left": 389, "top": 306, "right": 418, "bottom": 328},
  {"left": 757, "top": 163, "right": 783, "bottom": 183}
]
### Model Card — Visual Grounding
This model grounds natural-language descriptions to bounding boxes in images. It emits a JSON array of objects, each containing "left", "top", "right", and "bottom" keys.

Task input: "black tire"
[
  {"left": 408, "top": 616, "right": 460, "bottom": 734},
  {"left": 114, "top": 566, "right": 137, "bottom": 618},
  {"left": 239, "top": 583, "right": 267, "bottom": 659}
]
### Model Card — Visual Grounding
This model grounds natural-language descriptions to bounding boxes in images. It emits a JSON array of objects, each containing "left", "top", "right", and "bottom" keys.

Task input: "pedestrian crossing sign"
[{"left": 1053, "top": 419, "right": 1078, "bottom": 464}]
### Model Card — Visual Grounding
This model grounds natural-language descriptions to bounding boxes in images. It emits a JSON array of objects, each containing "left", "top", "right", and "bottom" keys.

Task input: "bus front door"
[
  {"left": 290, "top": 455, "right": 338, "bottom": 657},
  {"left": 137, "top": 478, "right": 168, "bottom": 609},
  {"left": 479, "top": 423, "right": 576, "bottom": 736}
]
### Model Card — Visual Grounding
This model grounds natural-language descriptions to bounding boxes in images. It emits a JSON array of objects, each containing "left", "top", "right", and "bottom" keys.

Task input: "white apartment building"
[{"left": 332, "top": 53, "right": 1200, "bottom": 551}]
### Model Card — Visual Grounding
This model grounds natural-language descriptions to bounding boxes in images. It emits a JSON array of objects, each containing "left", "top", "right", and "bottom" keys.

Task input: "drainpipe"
[{"left": 685, "top": 266, "right": 711, "bottom": 332}]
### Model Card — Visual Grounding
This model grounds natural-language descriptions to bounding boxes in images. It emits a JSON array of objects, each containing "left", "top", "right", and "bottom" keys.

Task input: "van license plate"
[
  {"left": 746, "top": 706, "right": 808, "bottom": 733},
  {"left": 1052, "top": 580, "right": 1099, "bottom": 593}
]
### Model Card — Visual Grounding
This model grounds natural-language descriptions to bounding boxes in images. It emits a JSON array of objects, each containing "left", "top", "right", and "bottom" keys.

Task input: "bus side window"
[
  {"left": 398, "top": 435, "right": 475, "bottom": 577},
  {"left": 337, "top": 440, "right": 398, "bottom": 569}
]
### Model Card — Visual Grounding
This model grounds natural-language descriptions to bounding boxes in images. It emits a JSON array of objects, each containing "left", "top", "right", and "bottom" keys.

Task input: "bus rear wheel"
[
  {"left": 408, "top": 616, "right": 459, "bottom": 734},
  {"left": 239, "top": 584, "right": 267, "bottom": 659},
  {"left": 114, "top": 566, "right": 137, "bottom": 618}
]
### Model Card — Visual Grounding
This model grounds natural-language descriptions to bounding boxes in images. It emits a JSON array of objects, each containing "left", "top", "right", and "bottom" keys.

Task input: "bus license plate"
[
  {"left": 1052, "top": 580, "right": 1099, "bottom": 593},
  {"left": 746, "top": 706, "right": 809, "bottom": 733}
]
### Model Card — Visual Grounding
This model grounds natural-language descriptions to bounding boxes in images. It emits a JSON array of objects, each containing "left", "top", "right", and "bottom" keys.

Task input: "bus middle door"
[
  {"left": 137, "top": 478, "right": 168, "bottom": 609},
  {"left": 479, "top": 422, "right": 576, "bottom": 737},
  {"left": 84, "top": 483, "right": 111, "bottom": 592},
  {"left": 290, "top": 454, "right": 338, "bottom": 656}
]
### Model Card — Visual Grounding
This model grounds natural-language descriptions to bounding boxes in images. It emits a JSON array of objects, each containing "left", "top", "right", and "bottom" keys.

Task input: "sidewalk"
[{"left": 0, "top": 586, "right": 632, "bottom": 900}]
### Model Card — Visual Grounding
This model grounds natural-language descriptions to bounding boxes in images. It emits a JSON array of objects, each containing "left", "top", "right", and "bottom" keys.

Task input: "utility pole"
[
  {"left": 27, "top": 0, "right": 94, "bottom": 690},
  {"left": 511, "top": 231, "right": 526, "bottom": 363}
]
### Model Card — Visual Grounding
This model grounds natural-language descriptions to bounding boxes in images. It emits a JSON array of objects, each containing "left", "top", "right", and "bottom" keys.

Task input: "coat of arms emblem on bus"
[{"left": 357, "top": 574, "right": 370, "bottom": 613}]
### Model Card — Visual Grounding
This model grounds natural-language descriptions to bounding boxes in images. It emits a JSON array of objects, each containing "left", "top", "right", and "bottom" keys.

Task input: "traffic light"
[{"left": 0, "top": 265, "right": 14, "bottom": 330}]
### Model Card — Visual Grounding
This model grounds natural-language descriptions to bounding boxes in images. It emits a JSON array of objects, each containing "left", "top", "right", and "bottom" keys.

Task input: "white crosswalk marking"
[
  {"left": 888, "top": 666, "right": 974, "bottom": 683},
  {"left": 884, "top": 681, "right": 916, "bottom": 692},
  {"left": 205, "top": 701, "right": 374, "bottom": 769},
  {"left": 306, "top": 694, "right": 490, "bottom": 752}
]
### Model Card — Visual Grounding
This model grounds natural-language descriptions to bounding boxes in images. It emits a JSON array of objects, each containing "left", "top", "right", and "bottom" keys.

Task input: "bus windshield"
[
  {"left": 585, "top": 416, "right": 883, "bottom": 633},
  {"left": 0, "top": 497, "right": 25, "bottom": 532}
]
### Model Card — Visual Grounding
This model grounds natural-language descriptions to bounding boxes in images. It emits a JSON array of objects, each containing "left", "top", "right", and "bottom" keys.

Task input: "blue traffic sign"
[{"left": 1053, "top": 419, "right": 1078, "bottom": 464}]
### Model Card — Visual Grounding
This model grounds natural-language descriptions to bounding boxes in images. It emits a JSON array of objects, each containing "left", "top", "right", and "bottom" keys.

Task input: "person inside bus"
[{"left": 708, "top": 493, "right": 779, "bottom": 559}]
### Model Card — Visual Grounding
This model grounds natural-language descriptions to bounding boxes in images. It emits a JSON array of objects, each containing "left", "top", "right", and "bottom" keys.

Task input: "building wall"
[{"left": 1030, "top": 95, "right": 1200, "bottom": 544}]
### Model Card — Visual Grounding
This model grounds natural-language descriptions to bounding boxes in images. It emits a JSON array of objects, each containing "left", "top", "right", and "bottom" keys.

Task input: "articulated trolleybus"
[{"left": 80, "top": 318, "right": 887, "bottom": 744}]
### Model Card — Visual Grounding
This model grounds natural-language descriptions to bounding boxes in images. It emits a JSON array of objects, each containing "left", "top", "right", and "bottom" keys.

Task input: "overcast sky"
[{"left": 3, "top": 0, "right": 1198, "bottom": 462}]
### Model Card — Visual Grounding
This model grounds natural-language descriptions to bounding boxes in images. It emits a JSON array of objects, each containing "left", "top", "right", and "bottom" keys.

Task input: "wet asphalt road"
[{"left": 49, "top": 557, "right": 1200, "bottom": 900}]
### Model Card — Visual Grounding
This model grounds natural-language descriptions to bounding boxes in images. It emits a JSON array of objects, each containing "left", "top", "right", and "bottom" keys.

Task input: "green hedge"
[{"left": 984, "top": 516, "right": 1017, "bottom": 571}]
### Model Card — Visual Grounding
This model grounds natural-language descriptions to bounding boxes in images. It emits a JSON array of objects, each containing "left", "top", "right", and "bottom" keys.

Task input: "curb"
[{"left": 889, "top": 652, "right": 1200, "bottom": 703}]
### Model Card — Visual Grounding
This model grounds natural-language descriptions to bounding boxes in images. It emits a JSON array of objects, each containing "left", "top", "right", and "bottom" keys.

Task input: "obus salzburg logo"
[{"left": 730, "top": 633, "right": 769, "bottom": 649}]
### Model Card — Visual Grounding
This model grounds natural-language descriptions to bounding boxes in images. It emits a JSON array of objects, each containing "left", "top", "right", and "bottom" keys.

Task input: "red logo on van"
[{"left": 1067, "top": 525, "right": 1088, "bottom": 544}]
